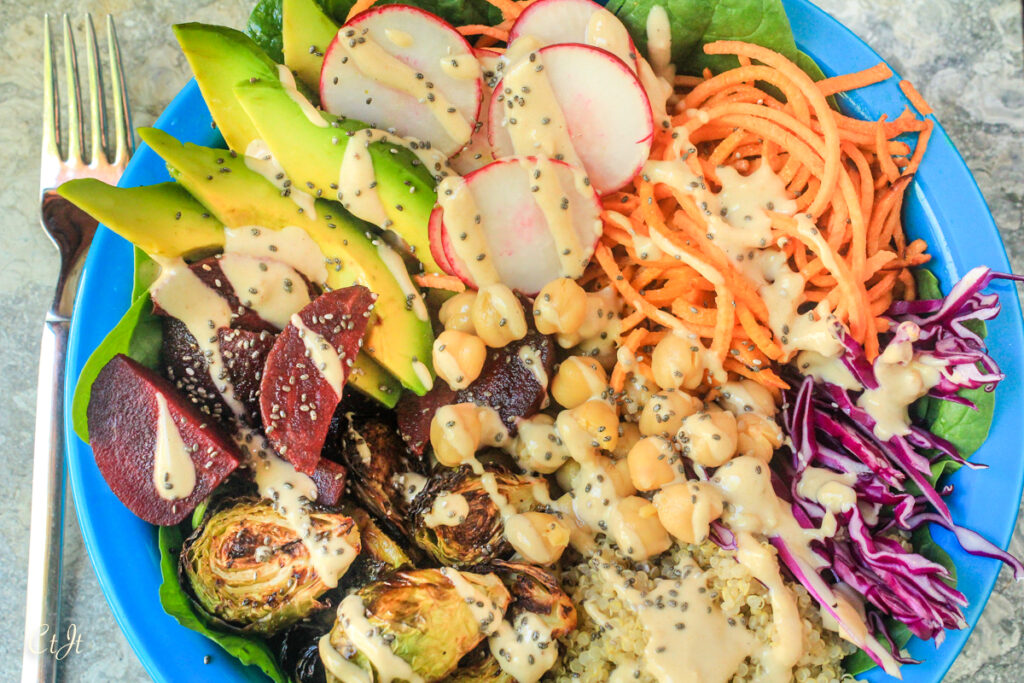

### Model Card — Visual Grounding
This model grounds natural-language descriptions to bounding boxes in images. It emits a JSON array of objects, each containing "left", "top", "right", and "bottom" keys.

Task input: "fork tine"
[
  {"left": 42, "top": 15, "right": 60, "bottom": 160},
  {"left": 107, "top": 15, "right": 134, "bottom": 164},
  {"left": 84, "top": 14, "right": 107, "bottom": 165},
  {"left": 62, "top": 15, "right": 84, "bottom": 163}
]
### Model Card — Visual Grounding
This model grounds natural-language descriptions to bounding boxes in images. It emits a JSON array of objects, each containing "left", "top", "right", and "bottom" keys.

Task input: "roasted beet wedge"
[
  {"left": 397, "top": 332, "right": 554, "bottom": 454},
  {"left": 310, "top": 458, "right": 347, "bottom": 507},
  {"left": 87, "top": 354, "right": 241, "bottom": 525},
  {"left": 260, "top": 286, "right": 375, "bottom": 474},
  {"left": 163, "top": 318, "right": 230, "bottom": 422},
  {"left": 219, "top": 327, "right": 276, "bottom": 425}
]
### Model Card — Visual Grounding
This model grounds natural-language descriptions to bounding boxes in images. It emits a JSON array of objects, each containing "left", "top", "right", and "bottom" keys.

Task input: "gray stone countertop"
[{"left": 0, "top": 0, "right": 1021, "bottom": 680}]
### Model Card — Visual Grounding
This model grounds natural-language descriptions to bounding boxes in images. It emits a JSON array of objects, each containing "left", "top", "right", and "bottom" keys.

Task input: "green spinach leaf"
[
  {"left": 158, "top": 525, "right": 288, "bottom": 683},
  {"left": 605, "top": 0, "right": 818, "bottom": 78},
  {"left": 247, "top": 0, "right": 285, "bottom": 63}
]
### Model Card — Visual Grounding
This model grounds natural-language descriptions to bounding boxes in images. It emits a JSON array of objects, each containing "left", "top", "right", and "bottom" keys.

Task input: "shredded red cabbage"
[{"left": 778, "top": 267, "right": 1023, "bottom": 669}]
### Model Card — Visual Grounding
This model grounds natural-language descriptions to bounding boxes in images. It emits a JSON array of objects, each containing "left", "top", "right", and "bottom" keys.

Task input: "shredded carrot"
[
  {"left": 345, "top": 0, "right": 378, "bottom": 21},
  {"left": 586, "top": 41, "right": 933, "bottom": 392},
  {"left": 414, "top": 273, "right": 466, "bottom": 292},
  {"left": 457, "top": 24, "right": 510, "bottom": 41},
  {"left": 899, "top": 79, "right": 933, "bottom": 116}
]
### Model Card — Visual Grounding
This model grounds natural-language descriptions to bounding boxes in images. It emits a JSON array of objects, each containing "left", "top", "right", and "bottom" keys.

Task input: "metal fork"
[{"left": 23, "top": 14, "right": 133, "bottom": 682}]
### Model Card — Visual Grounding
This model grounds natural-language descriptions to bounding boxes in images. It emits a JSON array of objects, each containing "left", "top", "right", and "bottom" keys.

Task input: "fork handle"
[{"left": 22, "top": 317, "right": 70, "bottom": 683}]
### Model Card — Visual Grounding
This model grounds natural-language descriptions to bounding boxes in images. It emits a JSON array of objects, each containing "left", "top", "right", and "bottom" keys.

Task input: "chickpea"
[
  {"left": 551, "top": 356, "right": 609, "bottom": 409},
  {"left": 439, "top": 291, "right": 477, "bottom": 333},
  {"left": 504, "top": 511, "right": 571, "bottom": 565},
  {"left": 651, "top": 332, "right": 705, "bottom": 391},
  {"left": 621, "top": 371, "right": 655, "bottom": 418},
  {"left": 555, "top": 460, "right": 581, "bottom": 492},
  {"left": 568, "top": 399, "right": 619, "bottom": 452},
  {"left": 735, "top": 413, "right": 783, "bottom": 462},
  {"left": 430, "top": 403, "right": 481, "bottom": 467},
  {"left": 638, "top": 389, "right": 703, "bottom": 437},
  {"left": 556, "top": 454, "right": 633, "bottom": 498},
  {"left": 718, "top": 380, "right": 777, "bottom": 417},
  {"left": 610, "top": 496, "right": 671, "bottom": 560},
  {"left": 653, "top": 481, "right": 724, "bottom": 544},
  {"left": 511, "top": 414, "right": 570, "bottom": 474},
  {"left": 611, "top": 421, "right": 642, "bottom": 460},
  {"left": 626, "top": 436, "right": 679, "bottom": 491},
  {"left": 677, "top": 406, "right": 738, "bottom": 468},
  {"left": 471, "top": 284, "right": 527, "bottom": 348},
  {"left": 432, "top": 330, "right": 486, "bottom": 390},
  {"left": 556, "top": 290, "right": 620, "bottom": 349},
  {"left": 534, "top": 278, "right": 587, "bottom": 336}
]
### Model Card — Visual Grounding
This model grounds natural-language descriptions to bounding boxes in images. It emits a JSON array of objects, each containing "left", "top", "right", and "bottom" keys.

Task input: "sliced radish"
[
  {"left": 427, "top": 205, "right": 455, "bottom": 275},
  {"left": 508, "top": 0, "right": 638, "bottom": 68},
  {"left": 488, "top": 43, "right": 653, "bottom": 195},
  {"left": 450, "top": 49, "right": 502, "bottom": 175},
  {"left": 320, "top": 5, "right": 483, "bottom": 156},
  {"left": 507, "top": 0, "right": 672, "bottom": 128},
  {"left": 435, "top": 157, "right": 602, "bottom": 294}
]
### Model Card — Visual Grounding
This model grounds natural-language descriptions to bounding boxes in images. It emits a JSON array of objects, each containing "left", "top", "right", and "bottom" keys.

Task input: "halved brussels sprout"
[
  {"left": 322, "top": 568, "right": 511, "bottom": 682},
  {"left": 410, "top": 466, "right": 542, "bottom": 567},
  {"left": 342, "top": 506, "right": 414, "bottom": 590},
  {"left": 181, "top": 497, "right": 359, "bottom": 635},
  {"left": 447, "top": 643, "right": 513, "bottom": 682},
  {"left": 490, "top": 561, "right": 577, "bottom": 639}
]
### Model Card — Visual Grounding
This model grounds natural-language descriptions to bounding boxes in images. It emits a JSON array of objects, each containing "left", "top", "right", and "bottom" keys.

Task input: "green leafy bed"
[{"left": 70, "top": 1, "right": 997, "bottom": 680}]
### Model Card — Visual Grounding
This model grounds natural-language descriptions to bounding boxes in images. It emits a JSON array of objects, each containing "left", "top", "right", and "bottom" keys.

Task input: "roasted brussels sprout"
[
  {"left": 410, "top": 466, "right": 543, "bottom": 567},
  {"left": 489, "top": 561, "right": 577, "bottom": 639},
  {"left": 342, "top": 507, "right": 414, "bottom": 590},
  {"left": 326, "top": 414, "right": 425, "bottom": 539},
  {"left": 321, "top": 568, "right": 511, "bottom": 682},
  {"left": 275, "top": 614, "right": 333, "bottom": 683},
  {"left": 181, "top": 497, "right": 360, "bottom": 635},
  {"left": 447, "top": 643, "right": 513, "bottom": 682}
]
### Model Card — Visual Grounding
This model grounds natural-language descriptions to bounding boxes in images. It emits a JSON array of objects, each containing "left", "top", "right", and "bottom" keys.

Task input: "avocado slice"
[
  {"left": 58, "top": 178, "right": 404, "bottom": 405},
  {"left": 173, "top": 23, "right": 280, "bottom": 153},
  {"left": 282, "top": 0, "right": 338, "bottom": 91},
  {"left": 58, "top": 180, "right": 222, "bottom": 259},
  {"left": 137, "top": 127, "right": 434, "bottom": 395},
  {"left": 234, "top": 79, "right": 442, "bottom": 273}
]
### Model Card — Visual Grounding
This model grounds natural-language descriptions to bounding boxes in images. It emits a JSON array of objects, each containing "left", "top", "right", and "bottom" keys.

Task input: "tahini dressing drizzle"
[
  {"left": 151, "top": 392, "right": 196, "bottom": 500},
  {"left": 243, "top": 138, "right": 318, "bottom": 218}
]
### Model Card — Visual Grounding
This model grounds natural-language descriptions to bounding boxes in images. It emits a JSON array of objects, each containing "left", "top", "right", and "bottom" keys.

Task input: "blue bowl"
[{"left": 64, "top": 0, "right": 1024, "bottom": 681}]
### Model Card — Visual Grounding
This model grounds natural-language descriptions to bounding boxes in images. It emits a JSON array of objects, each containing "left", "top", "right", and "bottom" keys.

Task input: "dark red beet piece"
[
  {"left": 162, "top": 318, "right": 230, "bottom": 423},
  {"left": 219, "top": 327, "right": 276, "bottom": 425},
  {"left": 260, "top": 286, "right": 375, "bottom": 474},
  {"left": 310, "top": 458, "right": 347, "bottom": 507},
  {"left": 87, "top": 354, "right": 241, "bottom": 526},
  {"left": 396, "top": 332, "right": 554, "bottom": 454}
]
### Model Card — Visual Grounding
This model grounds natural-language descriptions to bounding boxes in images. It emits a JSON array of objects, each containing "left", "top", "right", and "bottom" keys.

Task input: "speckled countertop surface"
[{"left": 0, "top": 0, "right": 1021, "bottom": 680}]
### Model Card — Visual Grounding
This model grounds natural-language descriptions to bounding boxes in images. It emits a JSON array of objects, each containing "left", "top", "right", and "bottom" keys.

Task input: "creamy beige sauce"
[
  {"left": 319, "top": 634, "right": 371, "bottom": 683},
  {"left": 434, "top": 343, "right": 469, "bottom": 390},
  {"left": 151, "top": 258, "right": 246, "bottom": 418},
  {"left": 151, "top": 392, "right": 196, "bottom": 500},
  {"left": 504, "top": 511, "right": 570, "bottom": 565},
  {"left": 334, "top": 32, "right": 473, "bottom": 148},
  {"left": 337, "top": 594, "right": 425, "bottom": 683},
  {"left": 440, "top": 55, "right": 479, "bottom": 80},
  {"left": 234, "top": 427, "right": 357, "bottom": 587},
  {"left": 423, "top": 491, "right": 470, "bottom": 527},
  {"left": 858, "top": 327, "right": 941, "bottom": 440},
  {"left": 217, "top": 254, "right": 311, "bottom": 329},
  {"left": 376, "top": 241, "right": 428, "bottom": 322},
  {"left": 609, "top": 660, "right": 644, "bottom": 683},
  {"left": 606, "top": 210, "right": 662, "bottom": 261},
  {"left": 509, "top": 414, "right": 571, "bottom": 474},
  {"left": 517, "top": 344, "right": 549, "bottom": 388},
  {"left": 586, "top": 9, "right": 634, "bottom": 64},
  {"left": 644, "top": 6, "right": 675, "bottom": 83},
  {"left": 244, "top": 139, "right": 317, "bottom": 218},
  {"left": 290, "top": 312, "right": 346, "bottom": 397},
  {"left": 224, "top": 225, "right": 328, "bottom": 284},
  {"left": 383, "top": 27, "right": 414, "bottom": 48},
  {"left": 797, "top": 467, "right": 857, "bottom": 514},
  {"left": 436, "top": 174, "right": 500, "bottom": 286},
  {"left": 517, "top": 157, "right": 586, "bottom": 277},
  {"left": 338, "top": 131, "right": 390, "bottom": 227},
  {"left": 499, "top": 43, "right": 583, "bottom": 168},
  {"left": 411, "top": 359, "right": 434, "bottom": 391},
  {"left": 604, "top": 561, "right": 757, "bottom": 683},
  {"left": 489, "top": 612, "right": 557, "bottom": 683},
  {"left": 345, "top": 413, "right": 374, "bottom": 465},
  {"left": 394, "top": 471, "right": 428, "bottom": 504},
  {"left": 276, "top": 64, "right": 329, "bottom": 129},
  {"left": 440, "top": 567, "right": 503, "bottom": 635},
  {"left": 797, "top": 350, "right": 862, "bottom": 391}
]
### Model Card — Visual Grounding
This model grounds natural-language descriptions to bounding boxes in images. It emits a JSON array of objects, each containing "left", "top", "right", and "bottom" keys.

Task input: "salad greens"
[
  {"left": 604, "top": 0, "right": 826, "bottom": 79},
  {"left": 158, "top": 524, "right": 289, "bottom": 683}
]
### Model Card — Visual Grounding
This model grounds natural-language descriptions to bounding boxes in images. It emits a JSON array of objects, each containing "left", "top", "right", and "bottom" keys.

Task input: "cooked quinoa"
[{"left": 547, "top": 540, "right": 853, "bottom": 683}]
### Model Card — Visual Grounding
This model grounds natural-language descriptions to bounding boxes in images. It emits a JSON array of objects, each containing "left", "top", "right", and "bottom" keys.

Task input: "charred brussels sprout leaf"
[
  {"left": 325, "top": 414, "right": 425, "bottom": 539},
  {"left": 410, "top": 466, "right": 542, "bottom": 568},
  {"left": 448, "top": 643, "right": 513, "bottom": 682},
  {"left": 182, "top": 497, "right": 359, "bottom": 635},
  {"left": 341, "top": 507, "right": 414, "bottom": 590},
  {"left": 489, "top": 560, "right": 577, "bottom": 638},
  {"left": 323, "top": 568, "right": 511, "bottom": 682}
]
